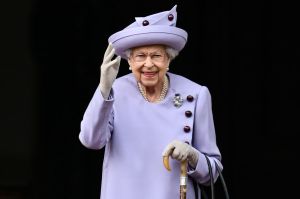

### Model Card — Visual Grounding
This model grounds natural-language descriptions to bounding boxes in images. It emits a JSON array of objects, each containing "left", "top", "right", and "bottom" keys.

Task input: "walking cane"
[{"left": 163, "top": 156, "right": 188, "bottom": 199}]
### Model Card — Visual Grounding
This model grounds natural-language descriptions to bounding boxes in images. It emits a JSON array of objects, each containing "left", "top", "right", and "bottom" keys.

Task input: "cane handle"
[{"left": 163, "top": 156, "right": 171, "bottom": 171}]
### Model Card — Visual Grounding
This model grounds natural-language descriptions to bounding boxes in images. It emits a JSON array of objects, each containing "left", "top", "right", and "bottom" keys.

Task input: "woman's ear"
[
  {"left": 127, "top": 59, "right": 133, "bottom": 70},
  {"left": 166, "top": 58, "right": 171, "bottom": 70}
]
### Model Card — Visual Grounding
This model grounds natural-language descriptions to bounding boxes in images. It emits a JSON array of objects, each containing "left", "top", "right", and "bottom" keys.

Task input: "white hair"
[
  {"left": 125, "top": 46, "right": 179, "bottom": 61},
  {"left": 165, "top": 47, "right": 179, "bottom": 60},
  {"left": 124, "top": 49, "right": 131, "bottom": 59}
]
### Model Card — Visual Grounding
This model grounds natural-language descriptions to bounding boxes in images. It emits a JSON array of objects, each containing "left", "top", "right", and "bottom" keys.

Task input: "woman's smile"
[{"left": 142, "top": 71, "right": 158, "bottom": 78}]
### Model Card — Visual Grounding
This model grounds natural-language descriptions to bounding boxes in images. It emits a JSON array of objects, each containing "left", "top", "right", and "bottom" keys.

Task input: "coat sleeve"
[
  {"left": 187, "top": 86, "right": 223, "bottom": 184},
  {"left": 79, "top": 86, "right": 114, "bottom": 150}
]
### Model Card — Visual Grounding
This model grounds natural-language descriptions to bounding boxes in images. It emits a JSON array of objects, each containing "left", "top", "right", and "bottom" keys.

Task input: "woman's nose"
[{"left": 144, "top": 56, "right": 154, "bottom": 67}]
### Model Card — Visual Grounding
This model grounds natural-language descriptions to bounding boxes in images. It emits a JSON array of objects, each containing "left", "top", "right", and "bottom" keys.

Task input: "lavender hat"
[{"left": 108, "top": 5, "right": 188, "bottom": 59}]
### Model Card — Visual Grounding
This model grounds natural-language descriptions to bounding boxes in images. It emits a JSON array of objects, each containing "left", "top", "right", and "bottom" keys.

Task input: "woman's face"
[{"left": 128, "top": 45, "right": 170, "bottom": 88}]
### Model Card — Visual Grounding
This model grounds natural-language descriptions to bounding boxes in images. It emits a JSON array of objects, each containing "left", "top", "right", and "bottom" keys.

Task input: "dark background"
[{"left": 1, "top": 0, "right": 298, "bottom": 198}]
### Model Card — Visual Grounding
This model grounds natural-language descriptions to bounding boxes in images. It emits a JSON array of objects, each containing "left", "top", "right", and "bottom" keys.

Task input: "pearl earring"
[
  {"left": 129, "top": 66, "right": 132, "bottom": 70},
  {"left": 166, "top": 67, "right": 169, "bottom": 71}
]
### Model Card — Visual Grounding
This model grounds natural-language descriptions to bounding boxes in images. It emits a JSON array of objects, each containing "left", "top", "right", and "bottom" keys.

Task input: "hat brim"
[{"left": 108, "top": 25, "right": 188, "bottom": 59}]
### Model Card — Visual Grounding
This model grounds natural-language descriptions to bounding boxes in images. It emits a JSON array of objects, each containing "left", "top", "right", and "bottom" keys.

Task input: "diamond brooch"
[{"left": 173, "top": 93, "right": 183, "bottom": 108}]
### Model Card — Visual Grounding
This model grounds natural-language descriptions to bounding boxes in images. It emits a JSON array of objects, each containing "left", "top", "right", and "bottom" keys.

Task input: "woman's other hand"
[
  {"left": 162, "top": 140, "right": 199, "bottom": 169},
  {"left": 99, "top": 43, "right": 121, "bottom": 99}
]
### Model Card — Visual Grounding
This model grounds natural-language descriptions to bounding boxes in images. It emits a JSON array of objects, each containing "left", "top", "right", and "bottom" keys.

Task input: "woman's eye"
[{"left": 152, "top": 54, "right": 163, "bottom": 60}]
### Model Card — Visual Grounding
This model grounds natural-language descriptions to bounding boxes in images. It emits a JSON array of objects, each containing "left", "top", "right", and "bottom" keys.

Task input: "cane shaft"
[
  {"left": 180, "top": 160, "right": 188, "bottom": 199},
  {"left": 180, "top": 184, "right": 187, "bottom": 199}
]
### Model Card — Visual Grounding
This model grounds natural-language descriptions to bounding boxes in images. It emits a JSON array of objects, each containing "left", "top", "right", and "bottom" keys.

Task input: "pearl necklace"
[{"left": 137, "top": 75, "right": 169, "bottom": 103}]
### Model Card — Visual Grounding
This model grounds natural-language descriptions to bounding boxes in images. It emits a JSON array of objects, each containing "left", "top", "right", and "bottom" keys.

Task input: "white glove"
[
  {"left": 99, "top": 43, "right": 121, "bottom": 99},
  {"left": 162, "top": 140, "right": 199, "bottom": 169}
]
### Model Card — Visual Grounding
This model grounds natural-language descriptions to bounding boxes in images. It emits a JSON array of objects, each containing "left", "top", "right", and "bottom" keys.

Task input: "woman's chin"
[{"left": 140, "top": 81, "right": 157, "bottom": 88}]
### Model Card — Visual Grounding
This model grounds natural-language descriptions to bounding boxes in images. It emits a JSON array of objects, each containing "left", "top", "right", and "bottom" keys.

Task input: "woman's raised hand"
[{"left": 99, "top": 43, "right": 121, "bottom": 99}]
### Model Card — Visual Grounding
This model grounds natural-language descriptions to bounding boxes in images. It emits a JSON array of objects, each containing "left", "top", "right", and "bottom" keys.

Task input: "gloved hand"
[
  {"left": 162, "top": 140, "right": 199, "bottom": 169},
  {"left": 99, "top": 43, "right": 121, "bottom": 99}
]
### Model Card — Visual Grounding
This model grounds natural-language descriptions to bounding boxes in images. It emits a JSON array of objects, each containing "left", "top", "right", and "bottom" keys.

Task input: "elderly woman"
[{"left": 79, "top": 5, "right": 222, "bottom": 199}]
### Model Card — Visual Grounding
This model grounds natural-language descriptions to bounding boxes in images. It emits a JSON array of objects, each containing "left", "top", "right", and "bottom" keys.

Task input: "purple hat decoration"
[{"left": 108, "top": 5, "right": 188, "bottom": 59}]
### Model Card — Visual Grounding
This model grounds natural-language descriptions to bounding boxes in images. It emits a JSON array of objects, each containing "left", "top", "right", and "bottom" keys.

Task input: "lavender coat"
[{"left": 79, "top": 72, "right": 222, "bottom": 199}]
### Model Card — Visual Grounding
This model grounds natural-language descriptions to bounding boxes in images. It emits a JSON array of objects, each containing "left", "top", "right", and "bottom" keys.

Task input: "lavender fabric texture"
[
  {"left": 79, "top": 72, "right": 222, "bottom": 199},
  {"left": 108, "top": 5, "right": 188, "bottom": 59}
]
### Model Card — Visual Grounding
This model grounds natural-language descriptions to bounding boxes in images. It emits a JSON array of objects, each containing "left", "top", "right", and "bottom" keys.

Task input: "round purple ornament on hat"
[{"left": 108, "top": 5, "right": 188, "bottom": 59}]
